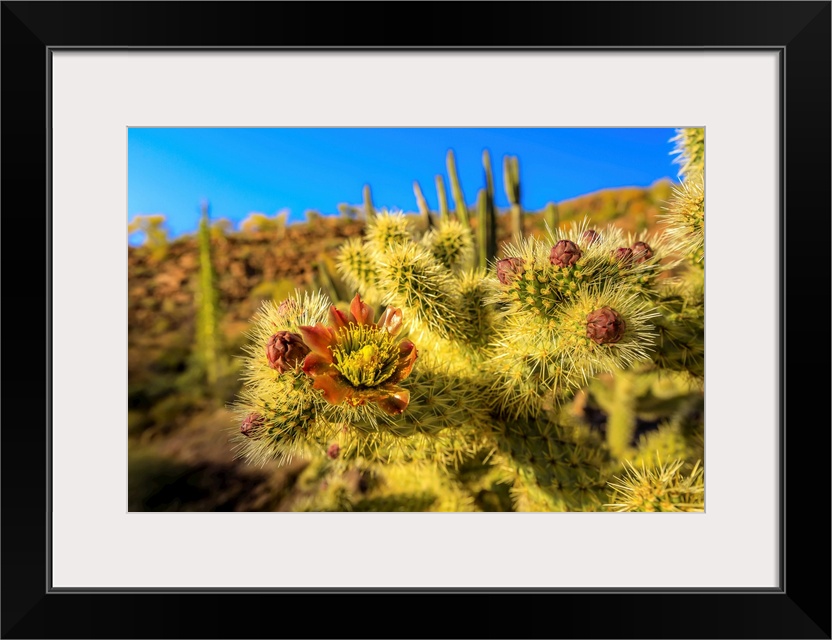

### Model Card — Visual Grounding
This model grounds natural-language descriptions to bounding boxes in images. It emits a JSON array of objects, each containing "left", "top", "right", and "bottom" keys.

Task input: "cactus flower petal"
[
  {"left": 374, "top": 388, "right": 410, "bottom": 415},
  {"left": 349, "top": 293, "right": 374, "bottom": 325},
  {"left": 312, "top": 373, "right": 351, "bottom": 405},
  {"left": 329, "top": 306, "right": 350, "bottom": 330},
  {"left": 300, "top": 293, "right": 415, "bottom": 416},
  {"left": 377, "top": 306, "right": 404, "bottom": 336},
  {"left": 298, "top": 323, "right": 336, "bottom": 359},
  {"left": 388, "top": 341, "right": 417, "bottom": 384},
  {"left": 302, "top": 352, "right": 335, "bottom": 376}
]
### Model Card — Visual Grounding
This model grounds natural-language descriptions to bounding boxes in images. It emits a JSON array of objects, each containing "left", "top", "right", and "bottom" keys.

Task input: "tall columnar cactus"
[
  {"left": 478, "top": 150, "right": 499, "bottom": 269},
  {"left": 363, "top": 184, "right": 376, "bottom": 221},
  {"left": 195, "top": 201, "right": 221, "bottom": 387},
  {"left": 445, "top": 149, "right": 469, "bottom": 227},
  {"left": 435, "top": 174, "right": 450, "bottom": 223},
  {"left": 232, "top": 130, "right": 705, "bottom": 512},
  {"left": 412, "top": 180, "right": 434, "bottom": 231},
  {"left": 544, "top": 202, "right": 559, "bottom": 233},
  {"left": 503, "top": 155, "right": 523, "bottom": 239}
]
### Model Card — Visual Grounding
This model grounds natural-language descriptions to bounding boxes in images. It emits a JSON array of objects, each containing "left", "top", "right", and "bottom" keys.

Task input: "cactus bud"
[
  {"left": 631, "top": 241, "right": 654, "bottom": 263},
  {"left": 277, "top": 298, "right": 299, "bottom": 317},
  {"left": 613, "top": 247, "right": 633, "bottom": 265},
  {"left": 267, "top": 331, "right": 311, "bottom": 373},
  {"left": 586, "top": 307, "right": 626, "bottom": 345},
  {"left": 327, "top": 443, "right": 341, "bottom": 460},
  {"left": 549, "top": 240, "right": 582, "bottom": 268},
  {"left": 241, "top": 413, "right": 264, "bottom": 438},
  {"left": 496, "top": 257, "right": 526, "bottom": 284},
  {"left": 581, "top": 229, "right": 601, "bottom": 247}
]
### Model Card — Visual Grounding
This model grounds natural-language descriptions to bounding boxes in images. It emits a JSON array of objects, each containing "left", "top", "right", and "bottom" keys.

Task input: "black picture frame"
[{"left": 2, "top": 2, "right": 829, "bottom": 638}]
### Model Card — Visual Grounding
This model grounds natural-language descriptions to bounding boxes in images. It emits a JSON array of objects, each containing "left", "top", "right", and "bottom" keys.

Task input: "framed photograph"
[{"left": 3, "top": 2, "right": 829, "bottom": 638}]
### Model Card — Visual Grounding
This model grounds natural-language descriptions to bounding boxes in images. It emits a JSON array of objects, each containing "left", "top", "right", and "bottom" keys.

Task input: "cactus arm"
[
  {"left": 503, "top": 155, "right": 524, "bottom": 240},
  {"left": 481, "top": 150, "right": 498, "bottom": 266},
  {"left": 195, "top": 201, "right": 220, "bottom": 386},
  {"left": 413, "top": 180, "right": 434, "bottom": 231},
  {"left": 363, "top": 184, "right": 376, "bottom": 221},
  {"left": 544, "top": 202, "right": 559, "bottom": 233},
  {"left": 445, "top": 149, "right": 469, "bottom": 227},
  {"left": 435, "top": 174, "right": 450, "bottom": 223}
]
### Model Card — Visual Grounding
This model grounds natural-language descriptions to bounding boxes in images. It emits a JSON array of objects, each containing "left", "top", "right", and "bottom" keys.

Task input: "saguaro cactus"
[
  {"left": 445, "top": 149, "right": 469, "bottom": 226},
  {"left": 478, "top": 150, "right": 498, "bottom": 269},
  {"left": 544, "top": 202, "right": 559, "bottom": 233},
  {"left": 503, "top": 155, "right": 523, "bottom": 239},
  {"left": 195, "top": 201, "right": 221, "bottom": 387},
  {"left": 413, "top": 180, "right": 434, "bottom": 231},
  {"left": 435, "top": 175, "right": 450, "bottom": 223},
  {"left": 363, "top": 184, "right": 376, "bottom": 221}
]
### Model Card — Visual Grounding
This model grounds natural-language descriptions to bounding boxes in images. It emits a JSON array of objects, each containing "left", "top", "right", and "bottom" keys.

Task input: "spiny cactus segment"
[{"left": 231, "top": 129, "right": 706, "bottom": 511}]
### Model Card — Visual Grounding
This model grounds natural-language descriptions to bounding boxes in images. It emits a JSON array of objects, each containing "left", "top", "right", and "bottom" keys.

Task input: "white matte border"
[{"left": 51, "top": 51, "right": 779, "bottom": 588}]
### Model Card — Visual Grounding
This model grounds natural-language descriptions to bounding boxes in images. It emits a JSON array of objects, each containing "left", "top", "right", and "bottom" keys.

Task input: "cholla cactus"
[
  {"left": 231, "top": 129, "right": 706, "bottom": 512},
  {"left": 605, "top": 458, "right": 704, "bottom": 512}
]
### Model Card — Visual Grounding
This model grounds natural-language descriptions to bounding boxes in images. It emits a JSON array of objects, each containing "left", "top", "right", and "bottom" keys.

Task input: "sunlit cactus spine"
[
  {"left": 664, "top": 127, "right": 705, "bottom": 266},
  {"left": 605, "top": 458, "right": 704, "bottom": 512},
  {"left": 421, "top": 218, "right": 475, "bottom": 273},
  {"left": 653, "top": 127, "right": 705, "bottom": 379},
  {"left": 336, "top": 236, "right": 381, "bottom": 305},
  {"left": 670, "top": 127, "right": 704, "bottom": 180}
]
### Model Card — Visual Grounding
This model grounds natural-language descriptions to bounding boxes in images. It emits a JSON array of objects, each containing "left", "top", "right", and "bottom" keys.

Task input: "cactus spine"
[
  {"left": 503, "top": 155, "right": 523, "bottom": 239},
  {"left": 445, "top": 149, "right": 469, "bottom": 226}
]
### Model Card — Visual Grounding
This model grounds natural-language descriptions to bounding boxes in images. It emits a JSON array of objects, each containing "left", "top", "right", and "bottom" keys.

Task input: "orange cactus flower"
[{"left": 298, "top": 294, "right": 417, "bottom": 416}]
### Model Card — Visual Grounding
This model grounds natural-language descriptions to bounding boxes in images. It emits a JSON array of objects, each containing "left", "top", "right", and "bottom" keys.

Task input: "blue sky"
[{"left": 128, "top": 128, "right": 680, "bottom": 242}]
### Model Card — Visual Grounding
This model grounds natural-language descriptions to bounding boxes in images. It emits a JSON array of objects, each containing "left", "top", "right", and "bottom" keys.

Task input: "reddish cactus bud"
[
  {"left": 612, "top": 247, "right": 633, "bottom": 265},
  {"left": 581, "top": 229, "right": 601, "bottom": 247},
  {"left": 631, "top": 241, "right": 654, "bottom": 263},
  {"left": 496, "top": 257, "right": 526, "bottom": 284},
  {"left": 266, "top": 331, "right": 311, "bottom": 373},
  {"left": 586, "top": 307, "right": 626, "bottom": 345},
  {"left": 549, "top": 240, "right": 582, "bottom": 268},
  {"left": 277, "top": 298, "right": 298, "bottom": 316},
  {"left": 327, "top": 443, "right": 341, "bottom": 460},
  {"left": 241, "top": 413, "right": 264, "bottom": 438}
]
